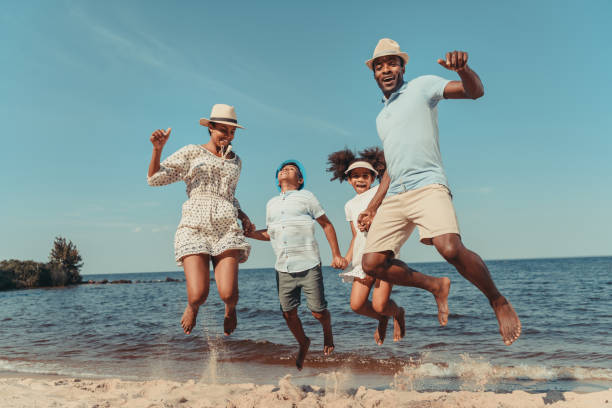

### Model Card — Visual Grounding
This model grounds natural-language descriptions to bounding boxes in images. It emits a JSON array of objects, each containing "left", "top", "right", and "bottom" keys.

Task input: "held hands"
[
  {"left": 437, "top": 51, "right": 469, "bottom": 72},
  {"left": 357, "top": 209, "right": 376, "bottom": 232},
  {"left": 150, "top": 128, "right": 171, "bottom": 151},
  {"left": 331, "top": 255, "right": 348, "bottom": 270},
  {"left": 239, "top": 214, "right": 255, "bottom": 236}
]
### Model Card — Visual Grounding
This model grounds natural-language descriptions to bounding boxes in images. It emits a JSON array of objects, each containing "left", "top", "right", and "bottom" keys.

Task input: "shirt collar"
[
  {"left": 381, "top": 81, "right": 408, "bottom": 104},
  {"left": 280, "top": 188, "right": 298, "bottom": 197}
]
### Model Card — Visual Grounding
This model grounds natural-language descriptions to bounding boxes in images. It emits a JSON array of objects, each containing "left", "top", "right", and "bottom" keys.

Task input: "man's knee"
[
  {"left": 434, "top": 235, "right": 463, "bottom": 262},
  {"left": 362, "top": 252, "right": 388, "bottom": 276}
]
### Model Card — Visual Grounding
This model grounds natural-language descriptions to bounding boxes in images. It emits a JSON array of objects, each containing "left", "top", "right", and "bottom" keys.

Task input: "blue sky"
[{"left": 1, "top": 1, "right": 610, "bottom": 275}]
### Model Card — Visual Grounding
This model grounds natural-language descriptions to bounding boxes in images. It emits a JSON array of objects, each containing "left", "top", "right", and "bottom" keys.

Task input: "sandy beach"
[{"left": 1, "top": 374, "right": 610, "bottom": 408}]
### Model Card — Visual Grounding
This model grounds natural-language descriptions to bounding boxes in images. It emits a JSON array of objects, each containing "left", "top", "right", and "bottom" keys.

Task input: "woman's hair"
[{"left": 326, "top": 146, "right": 385, "bottom": 182}]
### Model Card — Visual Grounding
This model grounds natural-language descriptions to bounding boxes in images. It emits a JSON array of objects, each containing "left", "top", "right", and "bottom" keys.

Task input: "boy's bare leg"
[
  {"left": 432, "top": 233, "right": 521, "bottom": 345},
  {"left": 213, "top": 250, "right": 241, "bottom": 336},
  {"left": 311, "top": 309, "right": 334, "bottom": 355},
  {"left": 181, "top": 254, "right": 211, "bottom": 335},
  {"left": 350, "top": 277, "right": 389, "bottom": 345},
  {"left": 363, "top": 251, "right": 451, "bottom": 326},
  {"left": 282, "top": 308, "right": 311, "bottom": 370},
  {"left": 372, "top": 280, "right": 406, "bottom": 341}
]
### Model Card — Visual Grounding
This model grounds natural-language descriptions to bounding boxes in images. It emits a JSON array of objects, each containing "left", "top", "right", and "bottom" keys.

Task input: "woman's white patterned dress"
[{"left": 148, "top": 144, "right": 250, "bottom": 265}]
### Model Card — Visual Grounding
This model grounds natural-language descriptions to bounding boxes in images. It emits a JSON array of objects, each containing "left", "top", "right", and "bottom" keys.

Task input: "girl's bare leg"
[
  {"left": 182, "top": 254, "right": 211, "bottom": 334},
  {"left": 350, "top": 276, "right": 389, "bottom": 345},
  {"left": 372, "top": 280, "right": 405, "bottom": 342},
  {"left": 212, "top": 250, "right": 240, "bottom": 336}
]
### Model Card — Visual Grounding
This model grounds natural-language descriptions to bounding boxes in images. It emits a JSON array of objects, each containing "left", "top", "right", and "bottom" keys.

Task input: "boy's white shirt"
[{"left": 266, "top": 189, "right": 325, "bottom": 273}]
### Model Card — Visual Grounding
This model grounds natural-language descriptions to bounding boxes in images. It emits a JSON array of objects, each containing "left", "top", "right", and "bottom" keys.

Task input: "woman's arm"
[{"left": 148, "top": 128, "right": 171, "bottom": 177}]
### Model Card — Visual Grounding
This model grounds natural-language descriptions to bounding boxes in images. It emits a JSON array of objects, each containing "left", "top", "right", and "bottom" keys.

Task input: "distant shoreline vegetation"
[{"left": 0, "top": 237, "right": 83, "bottom": 291}]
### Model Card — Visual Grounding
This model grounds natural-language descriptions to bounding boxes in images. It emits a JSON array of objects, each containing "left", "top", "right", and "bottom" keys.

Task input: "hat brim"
[
  {"left": 199, "top": 118, "right": 244, "bottom": 129},
  {"left": 365, "top": 52, "right": 409, "bottom": 70},
  {"left": 344, "top": 161, "right": 378, "bottom": 176}
]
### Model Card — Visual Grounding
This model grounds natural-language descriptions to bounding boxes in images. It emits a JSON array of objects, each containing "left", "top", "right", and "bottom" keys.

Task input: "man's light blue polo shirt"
[
  {"left": 266, "top": 189, "right": 325, "bottom": 273},
  {"left": 376, "top": 75, "right": 451, "bottom": 195}
]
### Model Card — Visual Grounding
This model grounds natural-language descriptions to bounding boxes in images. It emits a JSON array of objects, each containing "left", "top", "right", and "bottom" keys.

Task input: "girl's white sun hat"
[
  {"left": 345, "top": 161, "right": 378, "bottom": 176},
  {"left": 199, "top": 104, "right": 244, "bottom": 129}
]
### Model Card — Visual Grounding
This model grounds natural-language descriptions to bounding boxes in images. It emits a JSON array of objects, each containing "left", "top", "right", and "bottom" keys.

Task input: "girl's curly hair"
[
  {"left": 326, "top": 146, "right": 386, "bottom": 182},
  {"left": 358, "top": 147, "right": 386, "bottom": 180}
]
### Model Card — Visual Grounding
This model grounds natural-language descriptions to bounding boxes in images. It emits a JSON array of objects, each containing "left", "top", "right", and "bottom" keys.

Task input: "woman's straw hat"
[
  {"left": 199, "top": 104, "right": 244, "bottom": 129},
  {"left": 345, "top": 161, "right": 378, "bottom": 176},
  {"left": 365, "top": 38, "right": 409, "bottom": 70}
]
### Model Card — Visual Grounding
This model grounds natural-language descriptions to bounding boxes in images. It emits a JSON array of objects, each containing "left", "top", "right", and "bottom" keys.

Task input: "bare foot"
[
  {"left": 323, "top": 333, "right": 335, "bottom": 355},
  {"left": 490, "top": 296, "right": 521, "bottom": 345},
  {"left": 393, "top": 307, "right": 405, "bottom": 342},
  {"left": 181, "top": 304, "right": 199, "bottom": 335},
  {"left": 296, "top": 337, "right": 311, "bottom": 371},
  {"left": 223, "top": 307, "right": 237, "bottom": 336},
  {"left": 434, "top": 277, "right": 451, "bottom": 326},
  {"left": 374, "top": 315, "right": 389, "bottom": 346}
]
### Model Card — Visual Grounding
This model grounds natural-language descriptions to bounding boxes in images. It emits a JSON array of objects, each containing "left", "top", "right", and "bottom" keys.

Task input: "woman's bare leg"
[
  {"left": 181, "top": 254, "right": 211, "bottom": 334},
  {"left": 212, "top": 250, "right": 240, "bottom": 336}
]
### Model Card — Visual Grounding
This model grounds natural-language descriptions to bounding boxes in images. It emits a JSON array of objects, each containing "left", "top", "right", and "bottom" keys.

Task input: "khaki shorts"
[{"left": 364, "top": 184, "right": 460, "bottom": 256}]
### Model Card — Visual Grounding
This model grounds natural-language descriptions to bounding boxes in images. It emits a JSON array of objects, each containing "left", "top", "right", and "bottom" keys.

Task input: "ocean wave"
[
  {"left": 0, "top": 358, "right": 124, "bottom": 380},
  {"left": 393, "top": 353, "right": 612, "bottom": 385}
]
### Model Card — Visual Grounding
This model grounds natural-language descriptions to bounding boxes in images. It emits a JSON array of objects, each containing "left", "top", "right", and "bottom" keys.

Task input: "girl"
[
  {"left": 327, "top": 147, "right": 405, "bottom": 344},
  {"left": 148, "top": 104, "right": 254, "bottom": 336}
]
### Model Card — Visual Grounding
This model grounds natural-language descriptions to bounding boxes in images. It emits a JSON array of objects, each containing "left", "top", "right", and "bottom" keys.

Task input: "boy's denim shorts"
[{"left": 275, "top": 264, "right": 327, "bottom": 313}]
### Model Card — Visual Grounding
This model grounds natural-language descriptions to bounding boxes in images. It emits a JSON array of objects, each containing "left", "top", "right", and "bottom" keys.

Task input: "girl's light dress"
[
  {"left": 148, "top": 144, "right": 250, "bottom": 265},
  {"left": 339, "top": 185, "right": 379, "bottom": 282}
]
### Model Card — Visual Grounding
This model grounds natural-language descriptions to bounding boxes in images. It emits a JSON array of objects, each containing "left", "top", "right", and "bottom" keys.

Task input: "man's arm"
[
  {"left": 316, "top": 215, "right": 348, "bottom": 269},
  {"left": 437, "top": 51, "right": 484, "bottom": 100},
  {"left": 357, "top": 170, "right": 390, "bottom": 231}
]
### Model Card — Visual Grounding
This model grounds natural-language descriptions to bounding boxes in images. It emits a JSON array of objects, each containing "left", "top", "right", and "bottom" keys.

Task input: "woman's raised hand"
[{"left": 150, "top": 128, "right": 171, "bottom": 151}]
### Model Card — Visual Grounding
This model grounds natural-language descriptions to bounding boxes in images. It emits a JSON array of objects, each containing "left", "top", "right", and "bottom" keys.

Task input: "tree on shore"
[
  {"left": 0, "top": 236, "right": 83, "bottom": 290},
  {"left": 49, "top": 236, "right": 83, "bottom": 285}
]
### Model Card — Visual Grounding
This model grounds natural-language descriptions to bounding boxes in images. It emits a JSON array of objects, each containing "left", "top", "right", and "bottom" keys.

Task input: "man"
[{"left": 359, "top": 38, "right": 521, "bottom": 345}]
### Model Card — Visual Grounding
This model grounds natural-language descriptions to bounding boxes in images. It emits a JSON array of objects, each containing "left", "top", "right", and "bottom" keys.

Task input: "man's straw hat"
[
  {"left": 199, "top": 104, "right": 244, "bottom": 129},
  {"left": 365, "top": 38, "right": 409, "bottom": 70}
]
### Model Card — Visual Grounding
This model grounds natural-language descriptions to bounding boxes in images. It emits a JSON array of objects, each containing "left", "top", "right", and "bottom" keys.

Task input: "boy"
[{"left": 247, "top": 159, "right": 347, "bottom": 370}]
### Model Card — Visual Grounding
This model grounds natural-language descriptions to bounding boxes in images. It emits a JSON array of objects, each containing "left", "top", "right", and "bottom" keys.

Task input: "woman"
[{"left": 148, "top": 104, "right": 254, "bottom": 335}]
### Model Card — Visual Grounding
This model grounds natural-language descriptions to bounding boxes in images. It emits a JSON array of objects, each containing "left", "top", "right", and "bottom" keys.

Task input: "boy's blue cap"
[{"left": 275, "top": 159, "right": 306, "bottom": 191}]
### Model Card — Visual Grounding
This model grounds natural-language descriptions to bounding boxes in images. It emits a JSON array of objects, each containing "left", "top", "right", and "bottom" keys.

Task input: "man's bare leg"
[
  {"left": 212, "top": 250, "right": 240, "bottom": 336},
  {"left": 181, "top": 254, "right": 211, "bottom": 335},
  {"left": 350, "top": 277, "right": 389, "bottom": 345},
  {"left": 282, "top": 308, "right": 311, "bottom": 370},
  {"left": 432, "top": 233, "right": 521, "bottom": 345},
  {"left": 363, "top": 251, "right": 451, "bottom": 326},
  {"left": 311, "top": 309, "right": 334, "bottom": 355}
]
